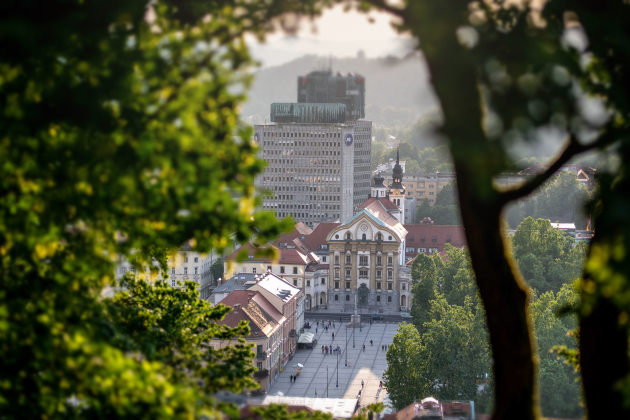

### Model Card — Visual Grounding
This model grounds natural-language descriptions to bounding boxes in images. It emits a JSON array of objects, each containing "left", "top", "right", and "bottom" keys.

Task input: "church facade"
[{"left": 323, "top": 153, "right": 412, "bottom": 313}]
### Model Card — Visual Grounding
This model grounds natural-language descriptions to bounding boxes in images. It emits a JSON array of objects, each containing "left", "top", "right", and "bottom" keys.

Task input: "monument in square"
[{"left": 346, "top": 286, "right": 366, "bottom": 329}]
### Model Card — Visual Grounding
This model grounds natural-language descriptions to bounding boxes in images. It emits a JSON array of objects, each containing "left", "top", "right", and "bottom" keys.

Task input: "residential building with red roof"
[
  {"left": 248, "top": 273, "right": 304, "bottom": 367},
  {"left": 223, "top": 241, "right": 319, "bottom": 289},
  {"left": 403, "top": 219, "right": 467, "bottom": 262},
  {"left": 210, "top": 290, "right": 284, "bottom": 391}
]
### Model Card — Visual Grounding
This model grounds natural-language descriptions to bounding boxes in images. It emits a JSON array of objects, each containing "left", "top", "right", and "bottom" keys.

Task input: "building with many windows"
[{"left": 255, "top": 119, "right": 372, "bottom": 225}]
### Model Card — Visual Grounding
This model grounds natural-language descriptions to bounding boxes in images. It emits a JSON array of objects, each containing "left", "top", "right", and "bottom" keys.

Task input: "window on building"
[
  {"left": 388, "top": 282, "right": 393, "bottom": 290},
  {"left": 346, "top": 281, "right": 350, "bottom": 289},
  {"left": 446, "top": 235, "right": 452, "bottom": 243},
  {"left": 172, "top": 278, "right": 176, "bottom": 287},
  {"left": 321, "top": 278, "right": 326, "bottom": 285},
  {"left": 420, "top": 235, "right": 426, "bottom": 242},
  {"left": 359, "top": 256, "right": 368, "bottom": 265},
  {"left": 388, "top": 257, "right": 393, "bottom": 265},
  {"left": 335, "top": 295, "right": 339, "bottom": 301},
  {"left": 359, "top": 270, "right": 368, "bottom": 277},
  {"left": 335, "top": 281, "right": 340, "bottom": 289},
  {"left": 345, "top": 269, "right": 350, "bottom": 277},
  {"left": 194, "top": 267, "right": 198, "bottom": 274},
  {"left": 346, "top": 295, "right": 350, "bottom": 301},
  {"left": 335, "top": 269, "right": 340, "bottom": 279},
  {"left": 242, "top": 267, "right": 246, "bottom": 273},
  {"left": 171, "top": 268, "right": 175, "bottom": 274},
  {"left": 388, "top": 296, "right": 392, "bottom": 302},
  {"left": 432, "top": 235, "right": 437, "bottom": 243},
  {"left": 377, "top": 296, "right": 381, "bottom": 302},
  {"left": 322, "top": 256, "right": 327, "bottom": 262},
  {"left": 293, "top": 267, "right": 298, "bottom": 274},
  {"left": 388, "top": 270, "right": 393, "bottom": 279},
  {"left": 429, "top": 192, "right": 434, "bottom": 196},
  {"left": 252, "top": 268, "right": 256, "bottom": 274},
  {"left": 267, "top": 265, "right": 272, "bottom": 272},
  {"left": 307, "top": 280, "right": 310, "bottom": 287},
  {"left": 402, "top": 284, "right": 406, "bottom": 290},
  {"left": 184, "top": 256, "right": 188, "bottom": 263},
  {"left": 280, "top": 266, "right": 285, "bottom": 274},
  {"left": 429, "top": 185, "right": 434, "bottom": 188},
  {"left": 184, "top": 267, "right": 188, "bottom": 275},
  {"left": 377, "top": 282, "right": 381, "bottom": 289},
  {"left": 194, "top": 257, "right": 199, "bottom": 263},
  {"left": 430, "top": 199, "right": 434, "bottom": 204},
  {"left": 405, "top": 247, "right": 415, "bottom": 253},
  {"left": 377, "top": 256, "right": 382, "bottom": 265},
  {"left": 257, "top": 362, "right": 263, "bottom": 371},
  {"left": 362, "top": 233, "right": 366, "bottom": 240},
  {"left": 376, "top": 233, "right": 382, "bottom": 241},
  {"left": 388, "top": 235, "right": 393, "bottom": 240},
  {"left": 293, "top": 279, "right": 298, "bottom": 286},
  {"left": 346, "top": 232, "right": 351, "bottom": 240},
  {"left": 346, "top": 255, "right": 351, "bottom": 264},
  {"left": 335, "top": 256, "right": 339, "bottom": 264}
]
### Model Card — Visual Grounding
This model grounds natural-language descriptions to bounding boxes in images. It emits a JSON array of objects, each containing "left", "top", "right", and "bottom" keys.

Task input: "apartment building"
[
  {"left": 223, "top": 241, "right": 319, "bottom": 289},
  {"left": 209, "top": 290, "right": 284, "bottom": 391},
  {"left": 114, "top": 239, "right": 232, "bottom": 300},
  {"left": 248, "top": 273, "right": 303, "bottom": 368}
]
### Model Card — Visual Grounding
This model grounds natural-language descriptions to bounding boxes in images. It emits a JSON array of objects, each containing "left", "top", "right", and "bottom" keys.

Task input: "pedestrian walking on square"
[
  {"left": 332, "top": 333, "right": 335, "bottom": 340},
  {"left": 340, "top": 316, "right": 342, "bottom": 322},
  {"left": 290, "top": 375, "right": 293, "bottom": 382},
  {"left": 381, "top": 345, "right": 384, "bottom": 350},
  {"left": 333, "top": 322, "right": 335, "bottom": 328},
  {"left": 315, "top": 389, "right": 317, "bottom": 397},
  {"left": 322, "top": 345, "right": 324, "bottom": 353},
  {"left": 316, "top": 327, "right": 318, "bottom": 333},
  {"left": 361, "top": 380, "right": 364, "bottom": 388},
  {"left": 379, "top": 381, "right": 382, "bottom": 388}
]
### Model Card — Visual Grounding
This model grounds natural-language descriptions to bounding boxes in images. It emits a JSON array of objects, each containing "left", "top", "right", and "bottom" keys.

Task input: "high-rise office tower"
[{"left": 255, "top": 70, "right": 371, "bottom": 227}]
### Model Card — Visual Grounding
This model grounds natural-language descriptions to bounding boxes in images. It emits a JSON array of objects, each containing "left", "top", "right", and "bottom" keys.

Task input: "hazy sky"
[{"left": 247, "top": 5, "right": 416, "bottom": 68}]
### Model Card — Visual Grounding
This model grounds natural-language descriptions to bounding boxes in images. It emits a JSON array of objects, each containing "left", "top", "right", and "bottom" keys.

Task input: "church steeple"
[{"left": 391, "top": 147, "right": 403, "bottom": 188}]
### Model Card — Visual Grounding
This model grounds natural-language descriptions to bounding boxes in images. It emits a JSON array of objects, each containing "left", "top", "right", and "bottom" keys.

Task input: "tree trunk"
[{"left": 580, "top": 296, "right": 630, "bottom": 419}]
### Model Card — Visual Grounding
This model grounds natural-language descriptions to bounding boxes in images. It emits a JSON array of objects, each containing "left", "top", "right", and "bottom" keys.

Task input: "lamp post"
[
  {"left": 336, "top": 346, "right": 339, "bottom": 387},
  {"left": 345, "top": 323, "right": 349, "bottom": 366},
  {"left": 326, "top": 366, "right": 329, "bottom": 398},
  {"left": 353, "top": 291, "right": 357, "bottom": 348}
]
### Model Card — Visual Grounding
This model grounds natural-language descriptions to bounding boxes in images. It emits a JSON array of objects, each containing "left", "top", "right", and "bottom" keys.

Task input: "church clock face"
[{"left": 345, "top": 133, "right": 353, "bottom": 146}]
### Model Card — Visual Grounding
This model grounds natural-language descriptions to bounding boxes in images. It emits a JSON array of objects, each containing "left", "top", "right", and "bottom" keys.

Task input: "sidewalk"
[{"left": 267, "top": 320, "right": 397, "bottom": 410}]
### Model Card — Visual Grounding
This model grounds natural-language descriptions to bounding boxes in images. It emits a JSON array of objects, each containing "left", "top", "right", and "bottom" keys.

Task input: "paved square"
[{"left": 266, "top": 320, "right": 401, "bottom": 408}]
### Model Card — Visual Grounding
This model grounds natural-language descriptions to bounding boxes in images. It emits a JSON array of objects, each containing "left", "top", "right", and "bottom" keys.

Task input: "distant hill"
[{"left": 241, "top": 54, "right": 437, "bottom": 125}]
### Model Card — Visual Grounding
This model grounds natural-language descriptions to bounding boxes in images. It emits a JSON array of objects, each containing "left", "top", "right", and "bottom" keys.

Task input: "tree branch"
[
  {"left": 364, "top": 0, "right": 406, "bottom": 19},
  {"left": 498, "top": 131, "right": 619, "bottom": 206}
]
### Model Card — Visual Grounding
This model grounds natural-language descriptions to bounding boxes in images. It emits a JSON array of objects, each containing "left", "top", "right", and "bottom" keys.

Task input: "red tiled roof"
[
  {"left": 357, "top": 196, "right": 399, "bottom": 211},
  {"left": 251, "top": 293, "right": 284, "bottom": 324},
  {"left": 225, "top": 242, "right": 310, "bottom": 265},
  {"left": 403, "top": 224, "right": 467, "bottom": 257},
  {"left": 301, "top": 222, "right": 339, "bottom": 251},
  {"left": 216, "top": 290, "right": 278, "bottom": 338}
]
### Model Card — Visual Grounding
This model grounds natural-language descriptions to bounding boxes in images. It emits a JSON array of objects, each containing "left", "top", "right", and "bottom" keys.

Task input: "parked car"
[
  {"left": 371, "top": 314, "right": 384, "bottom": 320},
  {"left": 400, "top": 312, "right": 412, "bottom": 319}
]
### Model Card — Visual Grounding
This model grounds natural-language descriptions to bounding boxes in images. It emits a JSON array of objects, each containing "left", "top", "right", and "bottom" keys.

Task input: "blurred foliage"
[{"left": 0, "top": 0, "right": 328, "bottom": 417}]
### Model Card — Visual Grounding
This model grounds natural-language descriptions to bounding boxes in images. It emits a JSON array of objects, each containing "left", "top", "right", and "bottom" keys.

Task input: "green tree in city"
[
  {"left": 434, "top": 180, "right": 459, "bottom": 207},
  {"left": 423, "top": 158, "right": 439, "bottom": 173},
  {"left": 420, "top": 293, "right": 490, "bottom": 402},
  {"left": 410, "top": 252, "right": 439, "bottom": 334},
  {"left": 211, "top": 258, "right": 225, "bottom": 284},
  {"left": 416, "top": 198, "right": 432, "bottom": 223},
  {"left": 382, "top": 322, "right": 430, "bottom": 409}
]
